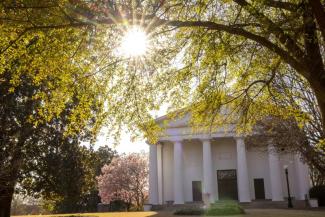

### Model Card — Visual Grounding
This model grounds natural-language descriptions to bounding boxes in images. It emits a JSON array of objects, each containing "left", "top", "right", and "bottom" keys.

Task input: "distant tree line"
[{"left": 10, "top": 145, "right": 117, "bottom": 214}]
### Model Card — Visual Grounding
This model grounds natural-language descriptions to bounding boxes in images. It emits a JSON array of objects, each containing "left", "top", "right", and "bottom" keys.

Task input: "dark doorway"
[
  {"left": 254, "top": 178, "right": 265, "bottom": 200},
  {"left": 217, "top": 170, "right": 238, "bottom": 200},
  {"left": 192, "top": 181, "right": 202, "bottom": 202}
]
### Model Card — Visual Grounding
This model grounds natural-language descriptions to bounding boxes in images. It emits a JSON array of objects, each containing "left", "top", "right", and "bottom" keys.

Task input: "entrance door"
[
  {"left": 192, "top": 181, "right": 202, "bottom": 202},
  {"left": 254, "top": 178, "right": 265, "bottom": 200},
  {"left": 217, "top": 170, "right": 238, "bottom": 200}
]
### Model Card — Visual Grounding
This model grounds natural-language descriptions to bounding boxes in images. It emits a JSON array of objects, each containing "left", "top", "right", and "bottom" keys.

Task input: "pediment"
[{"left": 155, "top": 109, "right": 237, "bottom": 140}]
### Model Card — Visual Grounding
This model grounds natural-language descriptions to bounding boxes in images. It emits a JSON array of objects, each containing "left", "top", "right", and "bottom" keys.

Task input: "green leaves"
[{"left": 1, "top": 0, "right": 324, "bottom": 143}]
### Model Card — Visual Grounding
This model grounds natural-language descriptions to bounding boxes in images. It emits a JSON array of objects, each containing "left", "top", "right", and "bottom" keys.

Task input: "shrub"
[
  {"left": 109, "top": 200, "right": 130, "bottom": 211},
  {"left": 174, "top": 208, "right": 205, "bottom": 215},
  {"left": 205, "top": 201, "right": 245, "bottom": 216},
  {"left": 309, "top": 186, "right": 325, "bottom": 206},
  {"left": 174, "top": 201, "right": 244, "bottom": 216}
]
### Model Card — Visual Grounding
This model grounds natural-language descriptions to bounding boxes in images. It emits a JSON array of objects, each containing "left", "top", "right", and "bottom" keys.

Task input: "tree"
[
  {"left": 94, "top": 146, "right": 118, "bottom": 176},
  {"left": 246, "top": 70, "right": 325, "bottom": 180},
  {"left": 271, "top": 70, "right": 325, "bottom": 175},
  {"left": 21, "top": 142, "right": 97, "bottom": 213},
  {"left": 0, "top": 27, "right": 106, "bottom": 217},
  {"left": 1, "top": 0, "right": 324, "bottom": 131},
  {"left": 18, "top": 144, "right": 116, "bottom": 214},
  {"left": 80, "top": 145, "right": 117, "bottom": 212},
  {"left": 2, "top": 0, "right": 325, "bottom": 213},
  {"left": 246, "top": 115, "right": 325, "bottom": 185},
  {"left": 97, "top": 153, "right": 148, "bottom": 211}
]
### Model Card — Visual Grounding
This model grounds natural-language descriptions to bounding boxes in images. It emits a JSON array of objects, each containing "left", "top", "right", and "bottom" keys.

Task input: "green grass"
[{"left": 12, "top": 209, "right": 325, "bottom": 217}]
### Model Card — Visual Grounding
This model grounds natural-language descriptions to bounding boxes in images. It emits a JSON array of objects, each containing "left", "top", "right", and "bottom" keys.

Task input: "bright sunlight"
[{"left": 120, "top": 26, "right": 148, "bottom": 57}]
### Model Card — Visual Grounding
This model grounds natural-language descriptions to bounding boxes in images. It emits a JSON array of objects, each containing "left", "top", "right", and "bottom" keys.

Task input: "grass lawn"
[{"left": 12, "top": 209, "right": 325, "bottom": 217}]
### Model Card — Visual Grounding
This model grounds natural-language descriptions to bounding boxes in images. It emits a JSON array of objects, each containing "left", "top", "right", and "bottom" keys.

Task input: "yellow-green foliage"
[{"left": 0, "top": 0, "right": 322, "bottom": 142}]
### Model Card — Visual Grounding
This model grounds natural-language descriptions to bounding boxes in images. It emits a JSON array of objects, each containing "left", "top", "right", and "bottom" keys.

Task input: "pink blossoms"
[{"left": 97, "top": 153, "right": 148, "bottom": 210}]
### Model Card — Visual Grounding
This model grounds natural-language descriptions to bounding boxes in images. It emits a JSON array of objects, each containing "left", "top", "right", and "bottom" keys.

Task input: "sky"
[
  {"left": 93, "top": 129, "right": 149, "bottom": 154},
  {"left": 91, "top": 105, "right": 167, "bottom": 154},
  {"left": 90, "top": 28, "right": 171, "bottom": 154}
]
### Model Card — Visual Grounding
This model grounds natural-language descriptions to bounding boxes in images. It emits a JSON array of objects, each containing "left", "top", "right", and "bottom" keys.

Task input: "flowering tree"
[{"left": 97, "top": 153, "right": 148, "bottom": 210}]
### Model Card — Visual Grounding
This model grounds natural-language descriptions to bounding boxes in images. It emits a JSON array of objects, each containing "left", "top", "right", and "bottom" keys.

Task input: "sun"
[{"left": 120, "top": 26, "right": 148, "bottom": 57}]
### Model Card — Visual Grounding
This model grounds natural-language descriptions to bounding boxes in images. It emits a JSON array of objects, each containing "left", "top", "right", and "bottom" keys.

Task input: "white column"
[
  {"left": 268, "top": 145, "right": 284, "bottom": 201},
  {"left": 235, "top": 137, "right": 251, "bottom": 202},
  {"left": 202, "top": 139, "right": 215, "bottom": 203},
  {"left": 173, "top": 140, "right": 185, "bottom": 204},
  {"left": 294, "top": 154, "right": 310, "bottom": 200},
  {"left": 157, "top": 144, "right": 163, "bottom": 204},
  {"left": 149, "top": 144, "right": 159, "bottom": 204}
]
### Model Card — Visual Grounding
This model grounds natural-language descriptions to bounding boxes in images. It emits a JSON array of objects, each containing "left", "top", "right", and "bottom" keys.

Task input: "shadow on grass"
[{"left": 51, "top": 216, "right": 99, "bottom": 217}]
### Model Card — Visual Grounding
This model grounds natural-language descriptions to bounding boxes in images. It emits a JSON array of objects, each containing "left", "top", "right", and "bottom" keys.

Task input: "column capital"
[
  {"left": 146, "top": 140, "right": 163, "bottom": 146},
  {"left": 235, "top": 136, "right": 246, "bottom": 150},
  {"left": 200, "top": 138, "right": 211, "bottom": 143},
  {"left": 234, "top": 136, "right": 245, "bottom": 141},
  {"left": 267, "top": 144, "right": 279, "bottom": 155},
  {"left": 169, "top": 137, "right": 183, "bottom": 143}
]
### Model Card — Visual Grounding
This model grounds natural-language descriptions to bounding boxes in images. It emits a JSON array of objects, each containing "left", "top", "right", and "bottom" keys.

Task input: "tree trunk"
[
  {"left": 0, "top": 184, "right": 15, "bottom": 217},
  {"left": 309, "top": 78, "right": 325, "bottom": 135},
  {"left": 302, "top": 1, "right": 325, "bottom": 135},
  {"left": 0, "top": 141, "right": 24, "bottom": 217},
  {"left": 309, "top": 0, "right": 325, "bottom": 41},
  {"left": 316, "top": 94, "right": 325, "bottom": 135}
]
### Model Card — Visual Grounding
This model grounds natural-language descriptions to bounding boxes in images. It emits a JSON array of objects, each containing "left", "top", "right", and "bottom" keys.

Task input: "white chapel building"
[{"left": 148, "top": 113, "right": 311, "bottom": 205}]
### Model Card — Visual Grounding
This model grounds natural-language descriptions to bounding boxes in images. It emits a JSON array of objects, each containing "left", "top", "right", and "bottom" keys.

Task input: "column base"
[
  {"left": 271, "top": 198, "right": 284, "bottom": 201},
  {"left": 239, "top": 199, "right": 252, "bottom": 203}
]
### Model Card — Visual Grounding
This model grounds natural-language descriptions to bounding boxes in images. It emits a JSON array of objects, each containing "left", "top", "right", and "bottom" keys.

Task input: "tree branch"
[
  {"left": 233, "top": 0, "right": 306, "bottom": 65},
  {"left": 2, "top": 5, "right": 58, "bottom": 9},
  {"left": 308, "top": 0, "right": 325, "bottom": 42},
  {"left": 0, "top": 29, "right": 28, "bottom": 55},
  {"left": 148, "top": 19, "right": 308, "bottom": 77},
  {"left": 264, "top": 1, "right": 298, "bottom": 12}
]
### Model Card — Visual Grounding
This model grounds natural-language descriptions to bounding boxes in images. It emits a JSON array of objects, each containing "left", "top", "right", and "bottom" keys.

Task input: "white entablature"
[{"left": 155, "top": 112, "right": 238, "bottom": 141}]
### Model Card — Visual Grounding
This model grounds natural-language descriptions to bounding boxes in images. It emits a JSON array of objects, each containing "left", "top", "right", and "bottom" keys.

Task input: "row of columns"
[
  {"left": 171, "top": 137, "right": 252, "bottom": 204},
  {"left": 149, "top": 137, "right": 252, "bottom": 204},
  {"left": 149, "top": 138, "right": 309, "bottom": 204}
]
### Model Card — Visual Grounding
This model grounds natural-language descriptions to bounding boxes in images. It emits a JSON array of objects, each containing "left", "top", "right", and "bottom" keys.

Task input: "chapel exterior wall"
[
  {"left": 279, "top": 153, "right": 298, "bottom": 198},
  {"left": 247, "top": 151, "right": 272, "bottom": 200},
  {"left": 160, "top": 139, "right": 308, "bottom": 204},
  {"left": 211, "top": 138, "right": 237, "bottom": 200},
  {"left": 183, "top": 140, "right": 203, "bottom": 202}
]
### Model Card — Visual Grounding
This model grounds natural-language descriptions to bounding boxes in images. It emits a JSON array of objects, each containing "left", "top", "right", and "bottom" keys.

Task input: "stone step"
[
  {"left": 152, "top": 200, "right": 309, "bottom": 211},
  {"left": 152, "top": 203, "right": 204, "bottom": 211},
  {"left": 241, "top": 200, "right": 308, "bottom": 209}
]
